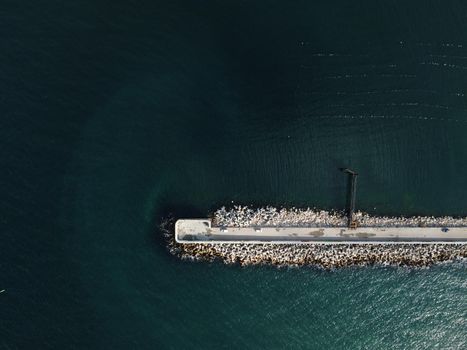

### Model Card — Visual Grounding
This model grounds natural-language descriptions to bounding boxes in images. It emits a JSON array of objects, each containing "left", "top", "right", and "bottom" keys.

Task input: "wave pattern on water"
[
  {"left": 4, "top": 2, "right": 467, "bottom": 349},
  {"left": 300, "top": 89, "right": 466, "bottom": 97},
  {"left": 311, "top": 114, "right": 467, "bottom": 124}
]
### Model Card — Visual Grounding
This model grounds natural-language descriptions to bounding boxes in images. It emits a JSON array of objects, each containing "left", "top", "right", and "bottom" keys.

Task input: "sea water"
[{"left": 1, "top": 1, "right": 466, "bottom": 348}]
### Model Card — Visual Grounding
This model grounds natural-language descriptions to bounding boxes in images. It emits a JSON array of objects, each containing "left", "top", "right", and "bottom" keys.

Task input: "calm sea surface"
[{"left": 1, "top": 1, "right": 466, "bottom": 349}]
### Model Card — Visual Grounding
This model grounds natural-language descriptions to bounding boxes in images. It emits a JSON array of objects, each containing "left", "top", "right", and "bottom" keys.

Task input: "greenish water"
[{"left": 1, "top": 1, "right": 466, "bottom": 349}]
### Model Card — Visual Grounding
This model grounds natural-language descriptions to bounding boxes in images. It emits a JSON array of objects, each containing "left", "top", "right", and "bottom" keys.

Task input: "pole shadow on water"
[{"left": 339, "top": 168, "right": 358, "bottom": 228}]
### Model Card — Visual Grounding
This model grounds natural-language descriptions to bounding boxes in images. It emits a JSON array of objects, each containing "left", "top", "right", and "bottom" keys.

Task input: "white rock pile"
[
  {"left": 172, "top": 243, "right": 467, "bottom": 269},
  {"left": 213, "top": 206, "right": 467, "bottom": 228}
]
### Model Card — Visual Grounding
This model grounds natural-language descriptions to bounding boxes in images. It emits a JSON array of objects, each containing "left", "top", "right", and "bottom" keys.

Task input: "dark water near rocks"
[{"left": 1, "top": 1, "right": 466, "bottom": 348}]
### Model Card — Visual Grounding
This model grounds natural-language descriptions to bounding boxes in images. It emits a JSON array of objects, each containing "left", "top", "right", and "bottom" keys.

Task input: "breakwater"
[{"left": 163, "top": 206, "right": 467, "bottom": 269}]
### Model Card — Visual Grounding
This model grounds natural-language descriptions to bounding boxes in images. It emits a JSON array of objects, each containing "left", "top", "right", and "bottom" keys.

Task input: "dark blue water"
[{"left": 1, "top": 1, "right": 466, "bottom": 349}]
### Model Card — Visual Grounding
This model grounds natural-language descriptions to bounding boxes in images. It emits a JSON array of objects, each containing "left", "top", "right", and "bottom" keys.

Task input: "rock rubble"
[
  {"left": 171, "top": 243, "right": 467, "bottom": 269},
  {"left": 213, "top": 206, "right": 467, "bottom": 228}
]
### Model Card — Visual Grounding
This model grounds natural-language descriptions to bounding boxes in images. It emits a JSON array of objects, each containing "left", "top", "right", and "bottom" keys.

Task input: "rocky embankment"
[
  {"left": 213, "top": 206, "right": 467, "bottom": 228},
  {"left": 162, "top": 206, "right": 467, "bottom": 269}
]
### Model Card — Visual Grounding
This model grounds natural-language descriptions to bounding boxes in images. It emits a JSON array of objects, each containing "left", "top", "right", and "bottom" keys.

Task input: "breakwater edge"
[{"left": 162, "top": 206, "right": 467, "bottom": 269}]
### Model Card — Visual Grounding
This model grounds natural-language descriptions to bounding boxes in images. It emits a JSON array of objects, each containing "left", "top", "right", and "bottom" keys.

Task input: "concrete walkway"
[{"left": 175, "top": 219, "right": 467, "bottom": 244}]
